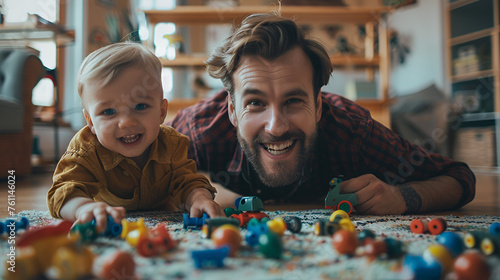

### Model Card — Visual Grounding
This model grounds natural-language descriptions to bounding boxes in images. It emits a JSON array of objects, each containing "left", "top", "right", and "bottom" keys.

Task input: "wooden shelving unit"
[
  {"left": 144, "top": 5, "right": 393, "bottom": 127},
  {"left": 445, "top": 0, "right": 500, "bottom": 167}
]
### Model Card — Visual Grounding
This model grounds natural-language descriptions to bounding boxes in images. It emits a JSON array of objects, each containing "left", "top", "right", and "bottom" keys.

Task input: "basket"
[{"left": 452, "top": 126, "right": 496, "bottom": 167}]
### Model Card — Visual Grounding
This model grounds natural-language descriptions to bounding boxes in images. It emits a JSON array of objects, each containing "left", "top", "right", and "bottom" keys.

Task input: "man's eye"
[
  {"left": 102, "top": 108, "right": 116, "bottom": 115},
  {"left": 286, "top": 98, "right": 301, "bottom": 104},
  {"left": 248, "top": 100, "right": 263, "bottom": 106},
  {"left": 135, "top": 103, "right": 148, "bottom": 110}
]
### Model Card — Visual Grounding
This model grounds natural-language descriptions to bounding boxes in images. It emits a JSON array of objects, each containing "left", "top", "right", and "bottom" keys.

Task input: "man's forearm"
[{"left": 402, "top": 176, "right": 463, "bottom": 213}]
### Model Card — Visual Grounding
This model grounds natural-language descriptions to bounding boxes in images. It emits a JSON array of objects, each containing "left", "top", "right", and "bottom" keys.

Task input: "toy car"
[
  {"left": 230, "top": 212, "right": 269, "bottom": 227},
  {"left": 324, "top": 177, "right": 358, "bottom": 214},
  {"left": 224, "top": 196, "right": 266, "bottom": 217},
  {"left": 235, "top": 196, "right": 265, "bottom": 212},
  {"left": 183, "top": 213, "right": 209, "bottom": 229}
]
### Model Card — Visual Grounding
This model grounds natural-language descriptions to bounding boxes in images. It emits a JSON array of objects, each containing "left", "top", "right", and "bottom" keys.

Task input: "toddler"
[{"left": 47, "top": 42, "right": 222, "bottom": 230}]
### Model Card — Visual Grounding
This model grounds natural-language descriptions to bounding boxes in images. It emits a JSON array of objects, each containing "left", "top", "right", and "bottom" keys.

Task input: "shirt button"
[{"left": 123, "top": 171, "right": 130, "bottom": 176}]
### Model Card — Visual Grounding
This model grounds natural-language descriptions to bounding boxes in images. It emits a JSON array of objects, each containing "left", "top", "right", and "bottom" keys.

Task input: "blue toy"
[
  {"left": 436, "top": 232, "right": 464, "bottom": 257},
  {"left": 3, "top": 216, "right": 29, "bottom": 234},
  {"left": 404, "top": 255, "right": 442, "bottom": 280},
  {"left": 245, "top": 219, "right": 269, "bottom": 247},
  {"left": 489, "top": 222, "right": 500, "bottom": 235},
  {"left": 91, "top": 216, "right": 122, "bottom": 238},
  {"left": 183, "top": 213, "right": 209, "bottom": 229},
  {"left": 191, "top": 246, "right": 230, "bottom": 269}
]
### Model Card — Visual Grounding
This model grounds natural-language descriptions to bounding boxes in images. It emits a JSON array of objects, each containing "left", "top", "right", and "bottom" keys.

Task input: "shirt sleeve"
[
  {"left": 167, "top": 106, "right": 203, "bottom": 167},
  {"left": 47, "top": 150, "right": 103, "bottom": 219},
  {"left": 167, "top": 134, "right": 216, "bottom": 210},
  {"left": 356, "top": 117, "right": 476, "bottom": 208}
]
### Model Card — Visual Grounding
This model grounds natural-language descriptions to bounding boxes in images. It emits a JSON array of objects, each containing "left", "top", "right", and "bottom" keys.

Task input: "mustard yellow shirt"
[{"left": 47, "top": 125, "right": 216, "bottom": 219}]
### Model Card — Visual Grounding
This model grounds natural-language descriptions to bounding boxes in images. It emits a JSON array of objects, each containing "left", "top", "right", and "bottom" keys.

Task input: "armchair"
[{"left": 0, "top": 49, "right": 45, "bottom": 177}]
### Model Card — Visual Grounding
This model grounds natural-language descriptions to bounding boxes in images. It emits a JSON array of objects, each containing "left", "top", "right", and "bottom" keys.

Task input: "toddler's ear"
[
  {"left": 160, "top": 99, "right": 168, "bottom": 123},
  {"left": 83, "top": 109, "right": 96, "bottom": 134}
]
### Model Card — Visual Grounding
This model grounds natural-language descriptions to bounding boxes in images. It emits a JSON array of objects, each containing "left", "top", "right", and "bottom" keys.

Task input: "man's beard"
[{"left": 237, "top": 127, "right": 317, "bottom": 188}]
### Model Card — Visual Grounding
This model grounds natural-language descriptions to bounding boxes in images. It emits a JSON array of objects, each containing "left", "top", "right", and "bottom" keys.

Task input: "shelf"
[
  {"left": 159, "top": 56, "right": 206, "bottom": 67},
  {"left": 449, "top": 28, "right": 494, "bottom": 46},
  {"left": 331, "top": 55, "right": 380, "bottom": 67},
  {"left": 461, "top": 112, "right": 500, "bottom": 122},
  {"left": 143, "top": 5, "right": 392, "bottom": 25},
  {"left": 0, "top": 19, "right": 75, "bottom": 47},
  {"left": 160, "top": 54, "right": 381, "bottom": 68},
  {"left": 451, "top": 69, "right": 494, "bottom": 83}
]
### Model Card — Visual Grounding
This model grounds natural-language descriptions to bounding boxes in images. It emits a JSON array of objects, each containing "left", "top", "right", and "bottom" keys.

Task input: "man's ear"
[
  {"left": 83, "top": 109, "right": 96, "bottom": 134},
  {"left": 227, "top": 93, "right": 237, "bottom": 127},
  {"left": 160, "top": 98, "right": 168, "bottom": 124},
  {"left": 316, "top": 92, "right": 322, "bottom": 122}
]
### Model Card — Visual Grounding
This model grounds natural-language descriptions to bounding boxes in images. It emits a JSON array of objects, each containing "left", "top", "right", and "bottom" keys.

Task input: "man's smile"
[{"left": 261, "top": 139, "right": 295, "bottom": 156}]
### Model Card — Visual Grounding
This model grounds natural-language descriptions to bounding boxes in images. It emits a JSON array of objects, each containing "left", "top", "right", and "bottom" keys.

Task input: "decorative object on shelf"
[
  {"left": 280, "top": 0, "right": 346, "bottom": 6},
  {"left": 163, "top": 33, "right": 185, "bottom": 60},
  {"left": 334, "top": 36, "right": 357, "bottom": 54},
  {"left": 390, "top": 31, "right": 410, "bottom": 64},
  {"left": 383, "top": 0, "right": 416, "bottom": 7}
]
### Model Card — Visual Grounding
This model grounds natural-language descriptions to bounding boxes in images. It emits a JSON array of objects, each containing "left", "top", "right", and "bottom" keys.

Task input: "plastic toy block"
[
  {"left": 258, "top": 232, "right": 283, "bottom": 259},
  {"left": 191, "top": 246, "right": 230, "bottom": 269},
  {"left": 121, "top": 218, "right": 147, "bottom": 239},
  {"left": 70, "top": 222, "right": 99, "bottom": 242}
]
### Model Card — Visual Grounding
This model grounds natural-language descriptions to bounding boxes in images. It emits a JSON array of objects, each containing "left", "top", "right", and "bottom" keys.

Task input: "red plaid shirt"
[{"left": 168, "top": 90, "right": 475, "bottom": 207}]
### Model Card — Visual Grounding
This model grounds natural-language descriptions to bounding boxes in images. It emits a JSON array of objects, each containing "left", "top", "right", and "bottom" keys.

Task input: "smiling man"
[{"left": 169, "top": 13, "right": 476, "bottom": 214}]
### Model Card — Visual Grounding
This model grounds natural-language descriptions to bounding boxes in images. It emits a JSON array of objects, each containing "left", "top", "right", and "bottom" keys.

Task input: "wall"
[{"left": 389, "top": 0, "right": 446, "bottom": 96}]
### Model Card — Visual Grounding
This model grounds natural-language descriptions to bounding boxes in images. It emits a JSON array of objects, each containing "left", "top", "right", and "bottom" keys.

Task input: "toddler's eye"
[
  {"left": 102, "top": 108, "right": 116, "bottom": 115},
  {"left": 135, "top": 103, "right": 148, "bottom": 110}
]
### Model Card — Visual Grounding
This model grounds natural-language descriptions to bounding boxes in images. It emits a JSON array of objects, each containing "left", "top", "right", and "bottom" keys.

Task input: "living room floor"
[{"left": 0, "top": 167, "right": 499, "bottom": 218}]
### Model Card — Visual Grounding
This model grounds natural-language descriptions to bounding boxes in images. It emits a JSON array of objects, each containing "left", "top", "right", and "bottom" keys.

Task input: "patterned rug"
[{"left": 1, "top": 209, "right": 500, "bottom": 280}]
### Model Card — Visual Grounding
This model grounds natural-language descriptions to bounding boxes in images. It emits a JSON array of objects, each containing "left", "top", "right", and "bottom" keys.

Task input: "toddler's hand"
[
  {"left": 186, "top": 188, "right": 224, "bottom": 218},
  {"left": 74, "top": 202, "right": 126, "bottom": 233}
]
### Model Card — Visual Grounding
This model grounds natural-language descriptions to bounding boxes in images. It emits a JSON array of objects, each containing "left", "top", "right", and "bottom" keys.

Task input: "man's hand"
[
  {"left": 341, "top": 174, "right": 407, "bottom": 215},
  {"left": 185, "top": 188, "right": 224, "bottom": 218}
]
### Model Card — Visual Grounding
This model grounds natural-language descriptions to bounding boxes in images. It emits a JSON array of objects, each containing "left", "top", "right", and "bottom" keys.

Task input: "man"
[{"left": 169, "top": 13, "right": 475, "bottom": 214}]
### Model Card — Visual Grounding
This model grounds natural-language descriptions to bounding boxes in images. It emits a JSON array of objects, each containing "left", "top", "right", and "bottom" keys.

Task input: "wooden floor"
[{"left": 0, "top": 167, "right": 499, "bottom": 218}]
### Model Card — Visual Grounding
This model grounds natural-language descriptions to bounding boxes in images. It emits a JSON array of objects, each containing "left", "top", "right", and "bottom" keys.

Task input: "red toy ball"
[
  {"left": 332, "top": 229, "right": 359, "bottom": 255},
  {"left": 211, "top": 225, "right": 242, "bottom": 256},
  {"left": 453, "top": 251, "right": 491, "bottom": 280}
]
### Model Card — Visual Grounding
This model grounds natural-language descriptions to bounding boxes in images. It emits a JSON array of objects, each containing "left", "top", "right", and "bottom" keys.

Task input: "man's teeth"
[
  {"left": 264, "top": 140, "right": 293, "bottom": 155},
  {"left": 121, "top": 134, "right": 140, "bottom": 143}
]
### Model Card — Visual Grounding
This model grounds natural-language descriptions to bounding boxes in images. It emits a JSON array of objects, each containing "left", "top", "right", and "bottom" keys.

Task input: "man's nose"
[{"left": 264, "top": 106, "right": 289, "bottom": 137}]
